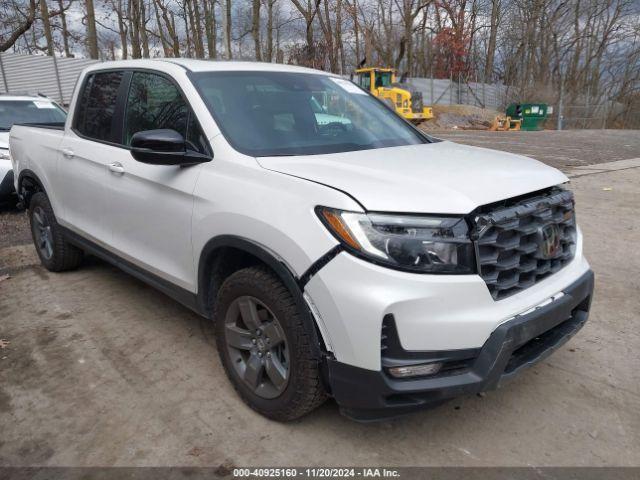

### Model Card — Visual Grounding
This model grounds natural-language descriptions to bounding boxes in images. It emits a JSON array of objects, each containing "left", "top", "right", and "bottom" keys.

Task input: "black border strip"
[{"left": 0, "top": 467, "right": 636, "bottom": 480}]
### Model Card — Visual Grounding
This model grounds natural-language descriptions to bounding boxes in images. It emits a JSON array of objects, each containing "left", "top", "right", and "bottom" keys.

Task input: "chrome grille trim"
[{"left": 472, "top": 189, "right": 577, "bottom": 300}]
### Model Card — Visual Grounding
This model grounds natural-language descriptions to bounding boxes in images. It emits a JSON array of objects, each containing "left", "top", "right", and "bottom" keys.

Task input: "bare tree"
[
  {"left": 484, "top": 0, "right": 500, "bottom": 81},
  {"left": 85, "top": 0, "right": 99, "bottom": 58},
  {"left": 264, "top": 0, "right": 276, "bottom": 61},
  {"left": 113, "top": 0, "right": 129, "bottom": 59},
  {"left": 290, "top": 0, "right": 322, "bottom": 53},
  {"left": 39, "top": 0, "right": 55, "bottom": 56},
  {"left": 223, "top": 0, "right": 232, "bottom": 58},
  {"left": 155, "top": 0, "right": 180, "bottom": 57},
  {"left": 252, "top": 0, "right": 262, "bottom": 60},
  {"left": 203, "top": 0, "right": 217, "bottom": 58},
  {"left": 57, "top": 0, "right": 73, "bottom": 57},
  {"left": 0, "top": 0, "right": 638, "bottom": 128},
  {"left": 0, "top": 0, "right": 38, "bottom": 52},
  {"left": 152, "top": 0, "right": 172, "bottom": 56}
]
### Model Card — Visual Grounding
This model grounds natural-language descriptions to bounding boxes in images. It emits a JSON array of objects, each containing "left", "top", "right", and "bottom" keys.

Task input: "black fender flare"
[
  {"left": 16, "top": 169, "right": 47, "bottom": 208},
  {"left": 197, "top": 235, "right": 326, "bottom": 358}
]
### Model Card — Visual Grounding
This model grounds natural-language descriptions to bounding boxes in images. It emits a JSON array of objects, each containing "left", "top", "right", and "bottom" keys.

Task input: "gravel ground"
[
  {"left": 433, "top": 129, "right": 640, "bottom": 170},
  {"left": 1, "top": 160, "right": 639, "bottom": 467},
  {"left": 1, "top": 134, "right": 639, "bottom": 468},
  {"left": 0, "top": 205, "right": 29, "bottom": 250}
]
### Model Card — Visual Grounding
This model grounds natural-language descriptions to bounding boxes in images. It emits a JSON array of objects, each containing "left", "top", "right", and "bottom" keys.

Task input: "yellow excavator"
[{"left": 353, "top": 67, "right": 433, "bottom": 123}]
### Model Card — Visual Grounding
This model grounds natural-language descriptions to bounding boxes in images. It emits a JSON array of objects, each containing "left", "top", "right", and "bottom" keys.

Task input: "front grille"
[{"left": 473, "top": 188, "right": 577, "bottom": 300}]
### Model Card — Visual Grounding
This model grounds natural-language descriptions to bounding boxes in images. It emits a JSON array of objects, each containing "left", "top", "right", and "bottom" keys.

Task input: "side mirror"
[{"left": 130, "top": 129, "right": 211, "bottom": 166}]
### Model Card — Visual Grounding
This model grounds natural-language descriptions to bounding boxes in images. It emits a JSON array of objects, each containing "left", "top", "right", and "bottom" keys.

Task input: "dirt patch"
[
  {"left": 0, "top": 389, "right": 11, "bottom": 414},
  {"left": 420, "top": 105, "right": 501, "bottom": 131},
  {"left": 0, "top": 206, "right": 30, "bottom": 249},
  {"left": 0, "top": 244, "right": 39, "bottom": 275}
]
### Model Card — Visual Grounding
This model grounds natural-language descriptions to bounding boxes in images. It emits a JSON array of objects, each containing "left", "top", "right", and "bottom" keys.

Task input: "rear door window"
[{"left": 74, "top": 71, "right": 124, "bottom": 143}]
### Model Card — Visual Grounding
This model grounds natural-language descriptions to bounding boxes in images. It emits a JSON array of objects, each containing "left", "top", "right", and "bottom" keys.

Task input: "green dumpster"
[{"left": 506, "top": 103, "right": 551, "bottom": 131}]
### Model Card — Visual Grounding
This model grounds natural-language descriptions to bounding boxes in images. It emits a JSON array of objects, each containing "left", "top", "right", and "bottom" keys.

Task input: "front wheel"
[{"left": 214, "top": 267, "right": 326, "bottom": 421}]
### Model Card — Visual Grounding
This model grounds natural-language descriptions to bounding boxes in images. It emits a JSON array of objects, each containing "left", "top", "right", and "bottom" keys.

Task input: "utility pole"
[
  {"left": 429, "top": 33, "right": 434, "bottom": 105},
  {"left": 602, "top": 99, "right": 609, "bottom": 129},
  {"left": 584, "top": 84, "right": 590, "bottom": 129},
  {"left": 557, "top": 75, "right": 564, "bottom": 131},
  {"left": 429, "top": 63, "right": 434, "bottom": 106},
  {"left": 482, "top": 71, "right": 486, "bottom": 108}
]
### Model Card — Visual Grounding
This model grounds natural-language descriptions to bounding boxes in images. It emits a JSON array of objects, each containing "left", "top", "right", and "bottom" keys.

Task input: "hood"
[
  {"left": 256, "top": 141, "right": 568, "bottom": 214},
  {"left": 0, "top": 131, "right": 8, "bottom": 150}
]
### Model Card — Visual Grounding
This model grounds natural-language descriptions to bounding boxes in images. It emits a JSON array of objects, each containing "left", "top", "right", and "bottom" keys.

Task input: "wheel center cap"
[{"left": 256, "top": 338, "right": 266, "bottom": 352}]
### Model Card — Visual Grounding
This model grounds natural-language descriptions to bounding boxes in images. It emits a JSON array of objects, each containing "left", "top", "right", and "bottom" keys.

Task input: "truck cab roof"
[{"left": 83, "top": 58, "right": 334, "bottom": 76}]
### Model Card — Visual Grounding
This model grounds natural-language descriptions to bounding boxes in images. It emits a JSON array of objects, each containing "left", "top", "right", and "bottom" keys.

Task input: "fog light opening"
[{"left": 388, "top": 362, "right": 443, "bottom": 379}]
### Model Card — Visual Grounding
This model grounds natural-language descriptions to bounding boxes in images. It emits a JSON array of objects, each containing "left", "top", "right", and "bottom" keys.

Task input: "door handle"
[
  {"left": 108, "top": 162, "right": 125, "bottom": 174},
  {"left": 61, "top": 148, "right": 74, "bottom": 159}
]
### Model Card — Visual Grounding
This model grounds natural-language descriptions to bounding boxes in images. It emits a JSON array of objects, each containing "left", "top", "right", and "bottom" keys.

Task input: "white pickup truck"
[{"left": 10, "top": 60, "right": 594, "bottom": 421}]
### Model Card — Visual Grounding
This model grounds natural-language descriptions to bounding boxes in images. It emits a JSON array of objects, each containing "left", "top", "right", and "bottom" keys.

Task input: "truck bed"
[{"left": 9, "top": 124, "right": 66, "bottom": 196}]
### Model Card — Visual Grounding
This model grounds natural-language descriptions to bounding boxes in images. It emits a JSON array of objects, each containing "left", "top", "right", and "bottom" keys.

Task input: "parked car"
[
  {"left": 10, "top": 60, "right": 594, "bottom": 421},
  {"left": 0, "top": 94, "right": 66, "bottom": 199}
]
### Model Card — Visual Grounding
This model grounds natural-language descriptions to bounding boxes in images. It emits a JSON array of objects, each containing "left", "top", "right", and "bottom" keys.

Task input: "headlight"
[
  {"left": 0, "top": 149, "right": 10, "bottom": 161},
  {"left": 316, "top": 207, "right": 475, "bottom": 273}
]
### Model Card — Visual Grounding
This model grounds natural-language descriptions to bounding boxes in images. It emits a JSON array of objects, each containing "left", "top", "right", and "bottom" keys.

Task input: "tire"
[
  {"left": 29, "top": 192, "right": 83, "bottom": 272},
  {"left": 214, "top": 266, "right": 327, "bottom": 421}
]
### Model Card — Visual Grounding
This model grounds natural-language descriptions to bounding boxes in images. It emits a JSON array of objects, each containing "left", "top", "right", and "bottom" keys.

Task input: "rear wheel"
[
  {"left": 214, "top": 266, "right": 326, "bottom": 421},
  {"left": 29, "top": 192, "right": 83, "bottom": 272}
]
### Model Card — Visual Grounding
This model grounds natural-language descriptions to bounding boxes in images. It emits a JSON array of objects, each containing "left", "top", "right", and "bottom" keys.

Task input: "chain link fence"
[
  {"left": 407, "top": 77, "right": 506, "bottom": 109},
  {"left": 554, "top": 104, "right": 640, "bottom": 130}
]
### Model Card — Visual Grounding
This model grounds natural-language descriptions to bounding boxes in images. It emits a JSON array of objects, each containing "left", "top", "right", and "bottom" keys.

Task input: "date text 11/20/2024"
[{"left": 232, "top": 467, "right": 401, "bottom": 478}]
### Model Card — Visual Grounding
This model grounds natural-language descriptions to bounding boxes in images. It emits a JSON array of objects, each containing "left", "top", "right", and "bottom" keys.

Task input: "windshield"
[
  {"left": 191, "top": 71, "right": 427, "bottom": 157},
  {"left": 374, "top": 72, "right": 393, "bottom": 88},
  {"left": 0, "top": 100, "right": 67, "bottom": 131}
]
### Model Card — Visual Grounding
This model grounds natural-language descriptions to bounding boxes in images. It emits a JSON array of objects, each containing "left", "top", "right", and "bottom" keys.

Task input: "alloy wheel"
[
  {"left": 32, "top": 206, "right": 54, "bottom": 260},
  {"left": 224, "top": 295, "right": 290, "bottom": 399}
]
